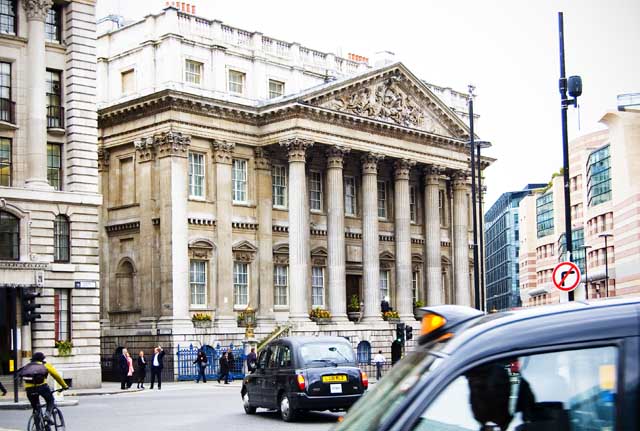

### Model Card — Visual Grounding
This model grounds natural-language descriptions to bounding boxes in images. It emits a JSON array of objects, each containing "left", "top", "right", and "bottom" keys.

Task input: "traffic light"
[
  {"left": 405, "top": 325, "right": 413, "bottom": 341},
  {"left": 21, "top": 290, "right": 41, "bottom": 325},
  {"left": 396, "top": 323, "right": 405, "bottom": 344}
]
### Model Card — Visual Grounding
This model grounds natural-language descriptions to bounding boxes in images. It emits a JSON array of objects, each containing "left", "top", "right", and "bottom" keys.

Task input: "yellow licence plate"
[{"left": 322, "top": 375, "right": 348, "bottom": 383}]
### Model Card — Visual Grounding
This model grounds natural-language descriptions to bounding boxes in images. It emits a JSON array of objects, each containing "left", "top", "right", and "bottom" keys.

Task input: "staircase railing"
[{"left": 257, "top": 323, "right": 292, "bottom": 352}]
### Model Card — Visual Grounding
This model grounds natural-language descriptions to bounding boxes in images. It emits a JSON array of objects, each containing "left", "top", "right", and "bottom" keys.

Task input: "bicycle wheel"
[
  {"left": 27, "top": 413, "right": 36, "bottom": 431},
  {"left": 51, "top": 407, "right": 65, "bottom": 431}
]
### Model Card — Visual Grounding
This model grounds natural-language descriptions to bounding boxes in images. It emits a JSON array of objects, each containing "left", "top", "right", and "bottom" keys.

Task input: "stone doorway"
[{"left": 346, "top": 275, "right": 362, "bottom": 317}]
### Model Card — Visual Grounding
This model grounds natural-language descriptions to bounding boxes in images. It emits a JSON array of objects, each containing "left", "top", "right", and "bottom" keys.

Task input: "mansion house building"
[{"left": 97, "top": 5, "right": 489, "bottom": 354}]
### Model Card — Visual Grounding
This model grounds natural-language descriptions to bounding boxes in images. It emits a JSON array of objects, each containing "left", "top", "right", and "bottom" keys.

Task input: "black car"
[
  {"left": 241, "top": 336, "right": 368, "bottom": 421},
  {"left": 334, "top": 298, "right": 640, "bottom": 431}
]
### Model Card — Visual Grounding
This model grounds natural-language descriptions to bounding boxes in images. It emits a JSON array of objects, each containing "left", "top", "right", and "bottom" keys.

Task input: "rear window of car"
[{"left": 299, "top": 342, "right": 356, "bottom": 367}]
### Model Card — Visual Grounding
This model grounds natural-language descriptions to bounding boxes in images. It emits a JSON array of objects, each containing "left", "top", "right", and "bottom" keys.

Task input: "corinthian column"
[
  {"left": 254, "top": 148, "right": 275, "bottom": 323},
  {"left": 361, "top": 153, "right": 384, "bottom": 322},
  {"left": 280, "top": 138, "right": 313, "bottom": 321},
  {"left": 394, "top": 159, "right": 415, "bottom": 319},
  {"left": 24, "top": 0, "right": 54, "bottom": 189},
  {"left": 326, "top": 146, "right": 350, "bottom": 322},
  {"left": 423, "top": 165, "right": 443, "bottom": 305},
  {"left": 452, "top": 171, "right": 471, "bottom": 306}
]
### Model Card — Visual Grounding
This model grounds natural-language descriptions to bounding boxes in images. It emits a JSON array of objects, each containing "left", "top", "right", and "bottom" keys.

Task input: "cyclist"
[{"left": 20, "top": 352, "right": 69, "bottom": 422}]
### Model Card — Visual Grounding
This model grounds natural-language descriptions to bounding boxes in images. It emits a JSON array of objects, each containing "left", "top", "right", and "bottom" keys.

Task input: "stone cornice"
[{"left": 23, "top": 0, "right": 53, "bottom": 22}]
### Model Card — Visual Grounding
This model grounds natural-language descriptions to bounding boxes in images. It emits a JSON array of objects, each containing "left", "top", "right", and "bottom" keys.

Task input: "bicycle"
[{"left": 26, "top": 388, "right": 66, "bottom": 431}]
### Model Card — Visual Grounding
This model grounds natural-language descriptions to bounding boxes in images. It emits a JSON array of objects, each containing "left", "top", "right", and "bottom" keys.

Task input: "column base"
[
  {"left": 399, "top": 313, "right": 415, "bottom": 322},
  {"left": 330, "top": 314, "right": 349, "bottom": 322},
  {"left": 360, "top": 315, "right": 384, "bottom": 323},
  {"left": 25, "top": 178, "right": 54, "bottom": 191}
]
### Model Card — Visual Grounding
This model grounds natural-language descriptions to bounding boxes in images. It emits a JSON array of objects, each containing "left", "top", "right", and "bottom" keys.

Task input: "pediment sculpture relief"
[{"left": 322, "top": 76, "right": 445, "bottom": 134}]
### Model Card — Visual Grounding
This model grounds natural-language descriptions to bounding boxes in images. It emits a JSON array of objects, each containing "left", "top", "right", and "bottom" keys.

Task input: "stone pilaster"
[
  {"left": 23, "top": 0, "right": 54, "bottom": 189},
  {"left": 423, "top": 165, "right": 443, "bottom": 305},
  {"left": 154, "top": 131, "right": 190, "bottom": 325},
  {"left": 280, "top": 138, "right": 314, "bottom": 321},
  {"left": 326, "top": 146, "right": 350, "bottom": 322},
  {"left": 254, "top": 148, "right": 275, "bottom": 323},
  {"left": 98, "top": 148, "right": 110, "bottom": 321},
  {"left": 361, "top": 153, "right": 384, "bottom": 322},
  {"left": 452, "top": 171, "right": 471, "bottom": 306},
  {"left": 394, "top": 158, "right": 415, "bottom": 319},
  {"left": 212, "top": 140, "right": 236, "bottom": 325}
]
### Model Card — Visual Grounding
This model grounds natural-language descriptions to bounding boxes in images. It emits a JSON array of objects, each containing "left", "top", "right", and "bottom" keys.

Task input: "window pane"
[
  {"left": 0, "top": 0, "right": 16, "bottom": 34},
  {"left": 229, "top": 70, "right": 245, "bottom": 94},
  {"left": 378, "top": 181, "right": 387, "bottom": 218},
  {"left": 0, "top": 210, "right": 19, "bottom": 260},
  {"left": 311, "top": 266, "right": 324, "bottom": 306},
  {"left": 410, "top": 186, "right": 417, "bottom": 222},
  {"left": 54, "top": 289, "right": 70, "bottom": 342},
  {"left": 268, "top": 79, "right": 284, "bottom": 98},
  {"left": 310, "top": 171, "right": 322, "bottom": 211},
  {"left": 188, "top": 152, "right": 205, "bottom": 197},
  {"left": 0, "top": 137, "right": 11, "bottom": 186},
  {"left": 273, "top": 265, "right": 288, "bottom": 306},
  {"left": 233, "top": 262, "right": 249, "bottom": 305},
  {"left": 47, "top": 143, "right": 62, "bottom": 190},
  {"left": 185, "top": 60, "right": 202, "bottom": 85},
  {"left": 379, "top": 270, "right": 389, "bottom": 300},
  {"left": 232, "top": 159, "right": 247, "bottom": 202},
  {"left": 344, "top": 176, "right": 357, "bottom": 215},
  {"left": 272, "top": 165, "right": 287, "bottom": 207},
  {"left": 536, "top": 192, "right": 554, "bottom": 238},
  {"left": 45, "top": 7, "right": 61, "bottom": 42},
  {"left": 0, "top": 62, "right": 11, "bottom": 122},
  {"left": 190, "top": 260, "right": 207, "bottom": 306},
  {"left": 54, "top": 215, "right": 70, "bottom": 262}
]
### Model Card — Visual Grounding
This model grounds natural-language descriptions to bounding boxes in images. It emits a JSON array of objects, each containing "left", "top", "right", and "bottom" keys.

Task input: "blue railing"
[{"left": 176, "top": 344, "right": 246, "bottom": 381}]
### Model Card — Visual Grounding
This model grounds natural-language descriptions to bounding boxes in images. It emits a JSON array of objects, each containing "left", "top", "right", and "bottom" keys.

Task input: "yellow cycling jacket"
[{"left": 24, "top": 362, "right": 68, "bottom": 389}]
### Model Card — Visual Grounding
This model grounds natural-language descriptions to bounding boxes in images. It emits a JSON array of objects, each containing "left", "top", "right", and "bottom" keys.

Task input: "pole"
[
  {"left": 558, "top": 12, "right": 574, "bottom": 301},
  {"left": 477, "top": 144, "right": 486, "bottom": 311},
  {"left": 468, "top": 90, "right": 481, "bottom": 310},
  {"left": 11, "top": 287, "right": 18, "bottom": 403},
  {"left": 603, "top": 236, "right": 609, "bottom": 297},
  {"left": 584, "top": 249, "right": 589, "bottom": 300}
]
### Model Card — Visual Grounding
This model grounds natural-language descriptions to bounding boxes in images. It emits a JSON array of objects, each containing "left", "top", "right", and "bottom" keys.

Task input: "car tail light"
[
  {"left": 360, "top": 371, "right": 368, "bottom": 389},
  {"left": 296, "top": 374, "right": 306, "bottom": 391}
]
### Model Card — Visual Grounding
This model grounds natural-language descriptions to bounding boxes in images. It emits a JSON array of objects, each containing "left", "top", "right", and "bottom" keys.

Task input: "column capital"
[
  {"left": 361, "top": 153, "right": 384, "bottom": 175},
  {"left": 423, "top": 165, "right": 442, "bottom": 185},
  {"left": 394, "top": 158, "right": 415, "bottom": 180},
  {"left": 451, "top": 170, "right": 470, "bottom": 189},
  {"left": 326, "top": 145, "right": 350, "bottom": 169},
  {"left": 280, "top": 138, "right": 313, "bottom": 162},
  {"left": 254, "top": 147, "right": 271, "bottom": 170},
  {"left": 211, "top": 140, "right": 235, "bottom": 164},
  {"left": 97, "top": 148, "right": 110, "bottom": 171},
  {"left": 23, "top": 0, "right": 53, "bottom": 21},
  {"left": 134, "top": 137, "right": 156, "bottom": 163},
  {"left": 155, "top": 131, "right": 190, "bottom": 158}
]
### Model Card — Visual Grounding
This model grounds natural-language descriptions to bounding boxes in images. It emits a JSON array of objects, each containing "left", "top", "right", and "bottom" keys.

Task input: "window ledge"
[
  {"left": 51, "top": 263, "right": 74, "bottom": 272},
  {"left": 189, "top": 306, "right": 212, "bottom": 312},
  {"left": 108, "top": 203, "right": 140, "bottom": 211},
  {"left": 273, "top": 305, "right": 289, "bottom": 311},
  {"left": 0, "top": 121, "right": 18, "bottom": 131},
  {"left": 233, "top": 201, "right": 255, "bottom": 208},
  {"left": 273, "top": 206, "right": 288, "bottom": 211},
  {"left": 47, "top": 127, "right": 65, "bottom": 136},
  {"left": 188, "top": 196, "right": 210, "bottom": 203}
]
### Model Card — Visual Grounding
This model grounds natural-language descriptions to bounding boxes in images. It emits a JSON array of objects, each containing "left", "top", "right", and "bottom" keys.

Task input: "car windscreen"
[
  {"left": 299, "top": 342, "right": 356, "bottom": 367},
  {"left": 333, "top": 348, "right": 442, "bottom": 431}
]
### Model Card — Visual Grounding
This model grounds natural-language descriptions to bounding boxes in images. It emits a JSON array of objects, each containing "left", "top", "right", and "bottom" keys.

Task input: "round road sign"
[{"left": 552, "top": 261, "right": 582, "bottom": 292}]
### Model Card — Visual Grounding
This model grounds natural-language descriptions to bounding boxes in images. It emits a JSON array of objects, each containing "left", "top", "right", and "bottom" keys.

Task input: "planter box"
[
  {"left": 347, "top": 311, "right": 361, "bottom": 322},
  {"left": 312, "top": 317, "right": 331, "bottom": 325},
  {"left": 383, "top": 317, "right": 400, "bottom": 324},
  {"left": 192, "top": 320, "right": 212, "bottom": 328}
]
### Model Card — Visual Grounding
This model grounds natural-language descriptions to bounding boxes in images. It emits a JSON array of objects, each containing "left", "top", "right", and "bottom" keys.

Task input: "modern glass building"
[{"left": 485, "top": 184, "right": 546, "bottom": 311}]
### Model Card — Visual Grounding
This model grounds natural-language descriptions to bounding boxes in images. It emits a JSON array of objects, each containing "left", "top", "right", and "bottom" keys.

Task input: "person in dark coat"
[
  {"left": 149, "top": 345, "right": 165, "bottom": 390},
  {"left": 118, "top": 348, "right": 129, "bottom": 390},
  {"left": 246, "top": 347, "right": 257, "bottom": 373},
  {"left": 218, "top": 352, "right": 229, "bottom": 384},
  {"left": 0, "top": 380, "right": 7, "bottom": 396},
  {"left": 136, "top": 350, "right": 147, "bottom": 389},
  {"left": 226, "top": 348, "right": 235, "bottom": 383},
  {"left": 193, "top": 349, "right": 208, "bottom": 383}
]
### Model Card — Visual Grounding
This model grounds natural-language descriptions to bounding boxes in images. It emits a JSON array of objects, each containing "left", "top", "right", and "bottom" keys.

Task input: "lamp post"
[
  {"left": 474, "top": 140, "right": 492, "bottom": 310},
  {"left": 467, "top": 85, "right": 481, "bottom": 310},
  {"left": 599, "top": 233, "right": 613, "bottom": 297},
  {"left": 580, "top": 244, "right": 592, "bottom": 299}
]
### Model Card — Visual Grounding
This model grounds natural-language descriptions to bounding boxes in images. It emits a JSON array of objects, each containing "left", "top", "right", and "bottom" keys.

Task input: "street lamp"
[
  {"left": 599, "top": 233, "right": 613, "bottom": 297},
  {"left": 467, "top": 85, "right": 480, "bottom": 310},
  {"left": 579, "top": 244, "right": 592, "bottom": 299}
]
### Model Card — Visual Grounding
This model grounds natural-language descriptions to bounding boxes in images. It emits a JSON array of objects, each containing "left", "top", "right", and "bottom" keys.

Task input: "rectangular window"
[
  {"left": 184, "top": 60, "right": 203, "bottom": 85},
  {"left": 536, "top": 192, "right": 554, "bottom": 238},
  {"left": 54, "top": 215, "right": 70, "bottom": 263},
  {"left": 273, "top": 265, "right": 288, "bottom": 306},
  {"left": 272, "top": 165, "right": 287, "bottom": 207},
  {"left": 54, "top": 289, "right": 71, "bottom": 342},
  {"left": 344, "top": 176, "right": 357, "bottom": 216},
  {"left": 46, "top": 70, "right": 62, "bottom": 128},
  {"left": 0, "top": 0, "right": 17, "bottom": 35},
  {"left": 412, "top": 270, "right": 419, "bottom": 304},
  {"left": 189, "top": 260, "right": 207, "bottom": 306},
  {"left": 0, "top": 61, "right": 11, "bottom": 123},
  {"left": 587, "top": 145, "right": 612, "bottom": 207},
  {"left": 0, "top": 137, "right": 10, "bottom": 186},
  {"left": 188, "top": 152, "right": 205, "bottom": 198},
  {"left": 309, "top": 171, "right": 323, "bottom": 211},
  {"left": 379, "top": 270, "right": 389, "bottom": 301},
  {"left": 228, "top": 70, "right": 245, "bottom": 94},
  {"left": 121, "top": 69, "right": 135, "bottom": 95},
  {"left": 377, "top": 181, "right": 387, "bottom": 218},
  {"left": 47, "top": 143, "right": 62, "bottom": 190},
  {"left": 232, "top": 159, "right": 247, "bottom": 202},
  {"left": 233, "top": 262, "right": 249, "bottom": 306},
  {"left": 311, "top": 266, "right": 324, "bottom": 307},
  {"left": 268, "top": 79, "right": 284, "bottom": 98},
  {"left": 45, "top": 5, "right": 61, "bottom": 42},
  {"left": 410, "top": 185, "right": 417, "bottom": 223},
  {"left": 439, "top": 189, "right": 445, "bottom": 222}
]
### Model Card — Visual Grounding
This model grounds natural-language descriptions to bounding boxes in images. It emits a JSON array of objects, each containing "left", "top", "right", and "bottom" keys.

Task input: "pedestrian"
[
  {"left": 227, "top": 348, "right": 235, "bottom": 383},
  {"left": 373, "top": 350, "right": 386, "bottom": 381},
  {"left": 119, "top": 348, "right": 129, "bottom": 390},
  {"left": 149, "top": 345, "right": 165, "bottom": 390},
  {"left": 218, "top": 351, "right": 229, "bottom": 384},
  {"left": 381, "top": 296, "right": 392, "bottom": 313},
  {"left": 136, "top": 350, "right": 147, "bottom": 389},
  {"left": 194, "top": 349, "right": 208, "bottom": 383},
  {"left": 0, "top": 380, "right": 7, "bottom": 396},
  {"left": 126, "top": 351, "right": 134, "bottom": 389},
  {"left": 246, "top": 347, "right": 257, "bottom": 373}
]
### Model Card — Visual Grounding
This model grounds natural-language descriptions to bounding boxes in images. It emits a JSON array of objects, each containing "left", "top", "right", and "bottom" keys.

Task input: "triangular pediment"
[
  {"left": 301, "top": 63, "right": 470, "bottom": 139},
  {"left": 232, "top": 240, "right": 258, "bottom": 253}
]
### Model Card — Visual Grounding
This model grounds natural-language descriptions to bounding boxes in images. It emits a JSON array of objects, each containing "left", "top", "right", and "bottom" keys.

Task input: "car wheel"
[
  {"left": 279, "top": 393, "right": 297, "bottom": 422},
  {"left": 243, "top": 392, "right": 257, "bottom": 415}
]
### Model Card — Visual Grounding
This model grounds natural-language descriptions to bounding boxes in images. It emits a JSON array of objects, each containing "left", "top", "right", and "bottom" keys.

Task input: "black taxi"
[
  {"left": 334, "top": 298, "right": 639, "bottom": 430},
  {"left": 241, "top": 336, "right": 368, "bottom": 421}
]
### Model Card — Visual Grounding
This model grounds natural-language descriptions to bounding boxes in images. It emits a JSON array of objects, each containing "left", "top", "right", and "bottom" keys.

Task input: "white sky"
[{"left": 96, "top": 0, "right": 640, "bottom": 208}]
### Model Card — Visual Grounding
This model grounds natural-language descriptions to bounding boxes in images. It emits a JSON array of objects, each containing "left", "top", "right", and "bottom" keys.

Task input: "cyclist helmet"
[{"left": 31, "top": 352, "right": 46, "bottom": 362}]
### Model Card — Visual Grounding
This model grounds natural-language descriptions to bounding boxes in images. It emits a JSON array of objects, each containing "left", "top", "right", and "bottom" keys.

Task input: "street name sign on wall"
[{"left": 552, "top": 261, "right": 582, "bottom": 292}]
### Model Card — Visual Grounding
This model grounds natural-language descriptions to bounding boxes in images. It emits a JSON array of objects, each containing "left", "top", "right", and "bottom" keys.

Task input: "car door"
[
  {"left": 262, "top": 344, "right": 280, "bottom": 409},
  {"left": 249, "top": 348, "right": 270, "bottom": 406}
]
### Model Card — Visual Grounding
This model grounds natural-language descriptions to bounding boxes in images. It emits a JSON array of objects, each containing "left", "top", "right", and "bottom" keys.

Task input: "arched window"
[
  {"left": 0, "top": 210, "right": 19, "bottom": 260},
  {"left": 357, "top": 341, "right": 371, "bottom": 364},
  {"left": 54, "top": 215, "right": 70, "bottom": 262}
]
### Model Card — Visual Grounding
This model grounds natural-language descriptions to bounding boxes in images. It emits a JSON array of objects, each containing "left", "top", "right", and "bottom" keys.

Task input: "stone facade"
[
  {"left": 97, "top": 6, "right": 487, "bottom": 366},
  {"left": 0, "top": 0, "right": 101, "bottom": 388}
]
